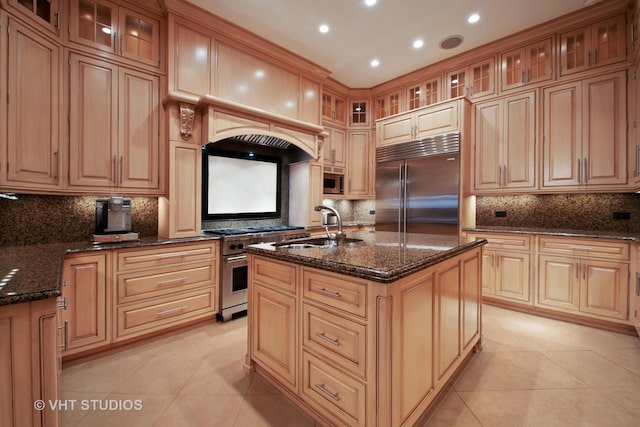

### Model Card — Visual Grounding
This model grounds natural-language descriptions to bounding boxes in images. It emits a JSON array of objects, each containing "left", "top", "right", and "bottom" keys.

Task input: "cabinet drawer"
[
  {"left": 538, "top": 237, "right": 629, "bottom": 260},
  {"left": 251, "top": 256, "right": 297, "bottom": 294},
  {"left": 302, "top": 351, "right": 366, "bottom": 427},
  {"left": 469, "top": 232, "right": 531, "bottom": 251},
  {"left": 302, "top": 268, "right": 367, "bottom": 318},
  {"left": 117, "top": 261, "right": 216, "bottom": 304},
  {"left": 116, "top": 242, "right": 218, "bottom": 272},
  {"left": 115, "top": 289, "right": 215, "bottom": 339},
  {"left": 303, "top": 303, "right": 366, "bottom": 378}
]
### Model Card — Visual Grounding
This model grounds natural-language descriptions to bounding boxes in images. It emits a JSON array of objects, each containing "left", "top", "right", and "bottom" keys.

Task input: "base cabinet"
[
  {"left": 0, "top": 298, "right": 59, "bottom": 427},
  {"left": 247, "top": 246, "right": 483, "bottom": 426}
]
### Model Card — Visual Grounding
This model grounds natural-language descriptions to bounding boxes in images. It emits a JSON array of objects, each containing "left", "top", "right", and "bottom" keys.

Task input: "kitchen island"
[{"left": 245, "top": 231, "right": 486, "bottom": 427}]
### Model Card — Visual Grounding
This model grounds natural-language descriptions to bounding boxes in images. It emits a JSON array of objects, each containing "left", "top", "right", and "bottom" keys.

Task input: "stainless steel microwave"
[{"left": 323, "top": 173, "right": 344, "bottom": 194}]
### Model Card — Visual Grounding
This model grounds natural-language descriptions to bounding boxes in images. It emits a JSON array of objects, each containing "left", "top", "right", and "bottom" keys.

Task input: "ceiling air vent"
[{"left": 440, "top": 35, "right": 464, "bottom": 50}]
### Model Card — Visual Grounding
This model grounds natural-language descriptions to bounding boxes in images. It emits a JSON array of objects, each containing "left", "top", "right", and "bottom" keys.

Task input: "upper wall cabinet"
[
  {"left": 349, "top": 99, "right": 370, "bottom": 127},
  {"left": 374, "top": 90, "right": 401, "bottom": 120},
  {"left": 169, "top": 20, "right": 213, "bottom": 95},
  {"left": 542, "top": 71, "right": 627, "bottom": 191},
  {"left": 500, "top": 38, "right": 553, "bottom": 91},
  {"left": 559, "top": 15, "right": 626, "bottom": 76},
  {"left": 1, "top": 17, "right": 63, "bottom": 191},
  {"left": 69, "top": 0, "right": 161, "bottom": 68},
  {"left": 322, "top": 91, "right": 346, "bottom": 125},
  {"left": 4, "top": 0, "right": 60, "bottom": 35},
  {"left": 446, "top": 57, "right": 496, "bottom": 100},
  {"left": 406, "top": 76, "right": 441, "bottom": 111}
]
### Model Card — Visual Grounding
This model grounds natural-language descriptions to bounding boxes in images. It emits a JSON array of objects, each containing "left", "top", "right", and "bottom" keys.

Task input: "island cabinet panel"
[
  {"left": 461, "top": 251, "right": 481, "bottom": 352},
  {"left": 390, "top": 272, "right": 435, "bottom": 426},
  {"left": 434, "top": 259, "right": 461, "bottom": 381}
]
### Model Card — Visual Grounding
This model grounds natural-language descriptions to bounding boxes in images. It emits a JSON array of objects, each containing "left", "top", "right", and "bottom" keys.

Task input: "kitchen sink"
[{"left": 274, "top": 237, "right": 363, "bottom": 249}]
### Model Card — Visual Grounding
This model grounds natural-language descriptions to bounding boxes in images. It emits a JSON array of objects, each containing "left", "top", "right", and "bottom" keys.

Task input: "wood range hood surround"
[{"left": 165, "top": 91, "right": 326, "bottom": 159}]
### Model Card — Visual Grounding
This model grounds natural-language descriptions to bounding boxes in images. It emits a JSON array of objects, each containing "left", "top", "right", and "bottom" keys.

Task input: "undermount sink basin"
[{"left": 274, "top": 237, "right": 364, "bottom": 249}]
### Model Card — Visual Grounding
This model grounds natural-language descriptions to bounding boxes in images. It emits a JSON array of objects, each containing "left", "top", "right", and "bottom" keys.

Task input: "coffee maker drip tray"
[{"left": 92, "top": 232, "right": 140, "bottom": 244}]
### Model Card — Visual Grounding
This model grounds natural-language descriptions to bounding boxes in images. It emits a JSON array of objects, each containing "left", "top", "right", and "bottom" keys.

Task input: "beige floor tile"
[
  {"left": 246, "top": 374, "right": 281, "bottom": 395},
  {"left": 422, "top": 391, "right": 481, "bottom": 427},
  {"left": 58, "top": 391, "right": 109, "bottom": 427},
  {"left": 453, "top": 350, "right": 585, "bottom": 391},
  {"left": 458, "top": 388, "right": 640, "bottom": 427},
  {"left": 113, "top": 351, "right": 202, "bottom": 395},
  {"left": 597, "top": 387, "right": 640, "bottom": 418},
  {"left": 73, "top": 393, "right": 174, "bottom": 427},
  {"left": 234, "top": 394, "right": 315, "bottom": 427},
  {"left": 153, "top": 394, "right": 244, "bottom": 427},
  {"left": 595, "top": 347, "right": 640, "bottom": 376},
  {"left": 60, "top": 352, "right": 150, "bottom": 393},
  {"left": 180, "top": 357, "right": 253, "bottom": 395},
  {"left": 541, "top": 350, "right": 640, "bottom": 387}
]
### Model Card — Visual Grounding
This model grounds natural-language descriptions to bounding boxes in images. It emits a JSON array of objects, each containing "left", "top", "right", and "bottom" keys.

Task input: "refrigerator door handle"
[{"left": 401, "top": 164, "right": 408, "bottom": 234}]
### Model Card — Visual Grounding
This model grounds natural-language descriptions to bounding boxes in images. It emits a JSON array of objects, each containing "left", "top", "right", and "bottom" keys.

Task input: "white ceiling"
[{"left": 185, "top": 0, "right": 599, "bottom": 88}]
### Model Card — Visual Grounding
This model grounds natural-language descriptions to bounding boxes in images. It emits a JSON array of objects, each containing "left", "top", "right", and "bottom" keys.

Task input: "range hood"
[{"left": 227, "top": 134, "right": 291, "bottom": 150}]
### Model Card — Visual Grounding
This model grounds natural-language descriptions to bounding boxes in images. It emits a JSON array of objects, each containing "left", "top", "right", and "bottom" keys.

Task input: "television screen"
[{"left": 202, "top": 148, "right": 281, "bottom": 219}]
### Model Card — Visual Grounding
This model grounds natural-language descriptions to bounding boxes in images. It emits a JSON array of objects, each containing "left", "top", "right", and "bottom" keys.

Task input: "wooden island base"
[{"left": 245, "top": 244, "right": 483, "bottom": 427}]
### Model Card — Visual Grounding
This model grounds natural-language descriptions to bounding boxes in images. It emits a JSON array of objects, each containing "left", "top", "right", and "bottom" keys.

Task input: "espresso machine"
[{"left": 93, "top": 197, "right": 139, "bottom": 243}]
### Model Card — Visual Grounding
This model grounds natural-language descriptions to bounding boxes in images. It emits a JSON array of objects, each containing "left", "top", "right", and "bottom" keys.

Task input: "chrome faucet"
[{"left": 314, "top": 205, "right": 345, "bottom": 241}]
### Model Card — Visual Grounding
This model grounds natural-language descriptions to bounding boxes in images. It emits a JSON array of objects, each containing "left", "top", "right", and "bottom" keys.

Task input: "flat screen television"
[{"left": 202, "top": 146, "right": 282, "bottom": 220}]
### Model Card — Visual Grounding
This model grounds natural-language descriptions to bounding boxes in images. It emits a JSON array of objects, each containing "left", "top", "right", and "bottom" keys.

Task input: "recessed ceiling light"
[
  {"left": 370, "top": 59, "right": 380, "bottom": 67},
  {"left": 319, "top": 24, "right": 329, "bottom": 33},
  {"left": 413, "top": 39, "right": 424, "bottom": 49},
  {"left": 468, "top": 13, "right": 480, "bottom": 24},
  {"left": 364, "top": 0, "right": 377, "bottom": 6}
]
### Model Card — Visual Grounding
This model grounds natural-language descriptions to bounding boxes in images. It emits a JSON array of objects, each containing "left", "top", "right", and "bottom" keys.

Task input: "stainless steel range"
[{"left": 203, "top": 225, "right": 309, "bottom": 321}]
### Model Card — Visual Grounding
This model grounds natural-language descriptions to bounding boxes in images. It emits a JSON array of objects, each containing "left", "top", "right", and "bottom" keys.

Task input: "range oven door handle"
[{"left": 225, "top": 255, "right": 247, "bottom": 263}]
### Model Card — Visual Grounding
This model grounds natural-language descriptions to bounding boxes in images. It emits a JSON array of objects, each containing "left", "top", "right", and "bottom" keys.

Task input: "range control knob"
[
  {"left": 237, "top": 243, "right": 244, "bottom": 250},
  {"left": 229, "top": 244, "right": 237, "bottom": 250}
]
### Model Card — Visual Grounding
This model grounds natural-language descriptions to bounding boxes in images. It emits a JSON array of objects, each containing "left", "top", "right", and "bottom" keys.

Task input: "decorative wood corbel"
[
  {"left": 179, "top": 103, "right": 196, "bottom": 140},
  {"left": 316, "top": 137, "right": 325, "bottom": 160}
]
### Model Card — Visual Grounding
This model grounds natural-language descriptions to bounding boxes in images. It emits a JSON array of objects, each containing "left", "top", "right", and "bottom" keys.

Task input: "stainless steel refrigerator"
[{"left": 375, "top": 133, "right": 460, "bottom": 235}]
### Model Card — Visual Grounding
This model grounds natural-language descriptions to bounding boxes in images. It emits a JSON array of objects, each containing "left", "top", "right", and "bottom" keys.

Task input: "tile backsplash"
[
  {"left": 476, "top": 193, "right": 640, "bottom": 233},
  {"left": 0, "top": 195, "right": 158, "bottom": 246}
]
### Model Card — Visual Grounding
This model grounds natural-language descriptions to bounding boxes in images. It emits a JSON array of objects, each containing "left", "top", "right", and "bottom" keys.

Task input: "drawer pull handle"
[
  {"left": 157, "top": 277, "right": 188, "bottom": 286},
  {"left": 157, "top": 306, "right": 187, "bottom": 317},
  {"left": 315, "top": 383, "right": 340, "bottom": 401},
  {"left": 315, "top": 332, "right": 340, "bottom": 346},
  {"left": 318, "top": 288, "right": 341, "bottom": 298}
]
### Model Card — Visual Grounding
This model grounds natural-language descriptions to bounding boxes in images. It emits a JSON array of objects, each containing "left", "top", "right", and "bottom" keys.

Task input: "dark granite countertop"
[
  {"left": 246, "top": 231, "right": 487, "bottom": 283},
  {"left": 464, "top": 226, "right": 640, "bottom": 242},
  {"left": 0, "top": 234, "right": 221, "bottom": 306}
]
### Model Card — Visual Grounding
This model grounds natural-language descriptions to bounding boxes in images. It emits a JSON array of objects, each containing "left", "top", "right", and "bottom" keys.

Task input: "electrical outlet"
[
  {"left": 369, "top": 210, "right": 376, "bottom": 215},
  {"left": 495, "top": 210, "right": 507, "bottom": 217},
  {"left": 612, "top": 211, "right": 630, "bottom": 220}
]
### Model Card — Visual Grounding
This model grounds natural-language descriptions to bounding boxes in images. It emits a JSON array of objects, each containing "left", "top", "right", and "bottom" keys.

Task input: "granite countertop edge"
[
  {"left": 464, "top": 226, "right": 640, "bottom": 242},
  {"left": 0, "top": 234, "right": 221, "bottom": 307},
  {"left": 247, "top": 239, "right": 487, "bottom": 284}
]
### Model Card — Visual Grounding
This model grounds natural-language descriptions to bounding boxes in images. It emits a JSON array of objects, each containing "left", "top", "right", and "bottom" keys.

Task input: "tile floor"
[{"left": 60, "top": 305, "right": 640, "bottom": 426}]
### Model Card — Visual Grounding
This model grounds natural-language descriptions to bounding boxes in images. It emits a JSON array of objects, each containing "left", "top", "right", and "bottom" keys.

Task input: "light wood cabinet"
[
  {"left": 0, "top": 298, "right": 59, "bottom": 427},
  {"left": 500, "top": 38, "right": 553, "bottom": 91},
  {"left": 537, "top": 236, "right": 629, "bottom": 321},
  {"left": 346, "top": 130, "right": 373, "bottom": 198},
  {"left": 635, "top": 245, "right": 640, "bottom": 336},
  {"left": 69, "top": 0, "right": 161, "bottom": 68},
  {"left": 469, "top": 232, "right": 532, "bottom": 303},
  {"left": 248, "top": 246, "right": 483, "bottom": 427},
  {"left": 322, "top": 91, "right": 346, "bottom": 124},
  {"left": 630, "top": 61, "right": 640, "bottom": 189},
  {"left": 559, "top": 15, "right": 626, "bottom": 76},
  {"left": 1, "top": 17, "right": 63, "bottom": 191},
  {"left": 374, "top": 90, "right": 402, "bottom": 120},
  {"left": 114, "top": 242, "right": 218, "bottom": 341},
  {"left": 542, "top": 71, "right": 627, "bottom": 191},
  {"left": 473, "top": 91, "right": 536, "bottom": 193},
  {"left": 59, "top": 252, "right": 110, "bottom": 356},
  {"left": 377, "top": 99, "right": 460, "bottom": 147},
  {"left": 289, "top": 161, "right": 323, "bottom": 228},
  {"left": 446, "top": 57, "right": 495, "bottom": 99},
  {"left": 68, "top": 53, "right": 160, "bottom": 193},
  {"left": 406, "top": 76, "right": 441, "bottom": 110},
  {"left": 168, "top": 18, "right": 213, "bottom": 95},
  {"left": 5, "top": 0, "right": 60, "bottom": 35},
  {"left": 349, "top": 99, "right": 370, "bottom": 127},
  {"left": 322, "top": 126, "right": 346, "bottom": 173}
]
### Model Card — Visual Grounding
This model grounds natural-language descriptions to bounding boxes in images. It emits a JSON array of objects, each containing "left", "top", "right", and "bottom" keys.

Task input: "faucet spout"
[{"left": 314, "top": 205, "right": 345, "bottom": 241}]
